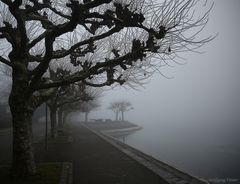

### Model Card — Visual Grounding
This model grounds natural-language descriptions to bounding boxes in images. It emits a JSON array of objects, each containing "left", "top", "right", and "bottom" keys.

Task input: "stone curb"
[
  {"left": 101, "top": 126, "right": 142, "bottom": 134},
  {"left": 59, "top": 162, "right": 73, "bottom": 184}
]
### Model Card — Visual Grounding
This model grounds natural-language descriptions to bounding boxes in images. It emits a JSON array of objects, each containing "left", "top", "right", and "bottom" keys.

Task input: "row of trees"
[
  {"left": 46, "top": 80, "right": 102, "bottom": 138},
  {"left": 0, "top": 0, "right": 213, "bottom": 179},
  {"left": 108, "top": 100, "right": 132, "bottom": 121},
  {"left": 0, "top": 63, "right": 102, "bottom": 137}
]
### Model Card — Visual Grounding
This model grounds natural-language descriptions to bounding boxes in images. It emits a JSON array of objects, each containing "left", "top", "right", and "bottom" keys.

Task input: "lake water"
[{"left": 113, "top": 121, "right": 240, "bottom": 181}]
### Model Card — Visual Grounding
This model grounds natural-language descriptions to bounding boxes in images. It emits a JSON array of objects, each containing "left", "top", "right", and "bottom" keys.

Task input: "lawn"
[{"left": 0, "top": 163, "right": 62, "bottom": 184}]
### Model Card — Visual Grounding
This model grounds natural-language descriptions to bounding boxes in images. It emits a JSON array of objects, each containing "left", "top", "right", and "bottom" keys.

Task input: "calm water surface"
[{"left": 113, "top": 121, "right": 240, "bottom": 180}]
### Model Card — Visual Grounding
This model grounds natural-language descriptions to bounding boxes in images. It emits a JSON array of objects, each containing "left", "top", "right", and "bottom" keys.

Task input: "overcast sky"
[{"left": 90, "top": 0, "right": 240, "bottom": 134}]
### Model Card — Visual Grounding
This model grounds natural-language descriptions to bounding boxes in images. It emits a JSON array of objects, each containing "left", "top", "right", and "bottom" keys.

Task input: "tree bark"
[
  {"left": 50, "top": 107, "right": 57, "bottom": 138},
  {"left": 9, "top": 82, "right": 36, "bottom": 178}
]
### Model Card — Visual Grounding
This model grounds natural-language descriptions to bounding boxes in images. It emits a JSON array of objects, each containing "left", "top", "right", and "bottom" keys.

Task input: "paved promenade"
[{"left": 35, "top": 123, "right": 167, "bottom": 184}]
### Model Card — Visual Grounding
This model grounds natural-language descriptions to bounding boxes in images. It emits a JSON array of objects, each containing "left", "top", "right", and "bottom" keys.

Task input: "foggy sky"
[{"left": 90, "top": 0, "right": 240, "bottom": 137}]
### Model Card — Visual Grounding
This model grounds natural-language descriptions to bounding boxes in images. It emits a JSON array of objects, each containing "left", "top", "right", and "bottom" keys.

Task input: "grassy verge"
[
  {"left": 47, "top": 135, "right": 71, "bottom": 144},
  {"left": 0, "top": 163, "right": 62, "bottom": 184}
]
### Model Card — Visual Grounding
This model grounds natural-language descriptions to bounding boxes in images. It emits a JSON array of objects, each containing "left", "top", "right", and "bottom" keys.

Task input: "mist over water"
[
  {"left": 117, "top": 120, "right": 240, "bottom": 179},
  {"left": 87, "top": 75, "right": 240, "bottom": 179},
  {"left": 86, "top": 0, "right": 240, "bottom": 180}
]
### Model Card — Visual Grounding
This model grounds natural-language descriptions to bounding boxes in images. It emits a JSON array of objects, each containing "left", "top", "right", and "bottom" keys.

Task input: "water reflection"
[{"left": 106, "top": 130, "right": 138, "bottom": 143}]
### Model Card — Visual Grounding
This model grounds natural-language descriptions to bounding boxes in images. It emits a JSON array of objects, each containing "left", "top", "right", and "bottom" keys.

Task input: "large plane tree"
[{"left": 0, "top": 0, "right": 213, "bottom": 178}]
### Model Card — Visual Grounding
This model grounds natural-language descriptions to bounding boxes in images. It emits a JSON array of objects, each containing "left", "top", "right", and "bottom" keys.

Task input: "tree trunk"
[
  {"left": 115, "top": 112, "right": 118, "bottom": 121},
  {"left": 58, "top": 108, "right": 63, "bottom": 130},
  {"left": 121, "top": 111, "right": 124, "bottom": 121},
  {"left": 85, "top": 112, "right": 89, "bottom": 122},
  {"left": 9, "top": 89, "right": 36, "bottom": 178},
  {"left": 50, "top": 107, "right": 57, "bottom": 138},
  {"left": 63, "top": 111, "right": 69, "bottom": 125}
]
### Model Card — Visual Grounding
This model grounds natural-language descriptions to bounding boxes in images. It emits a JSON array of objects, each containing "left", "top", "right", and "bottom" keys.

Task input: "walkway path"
[{"left": 35, "top": 123, "right": 167, "bottom": 184}]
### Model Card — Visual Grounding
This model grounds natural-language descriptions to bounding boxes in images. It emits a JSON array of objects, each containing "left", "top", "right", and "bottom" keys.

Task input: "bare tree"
[
  {"left": 60, "top": 87, "right": 102, "bottom": 123},
  {"left": 0, "top": 0, "right": 214, "bottom": 178},
  {"left": 108, "top": 100, "right": 132, "bottom": 121},
  {"left": 118, "top": 100, "right": 132, "bottom": 121},
  {"left": 108, "top": 101, "right": 121, "bottom": 120},
  {"left": 81, "top": 100, "right": 100, "bottom": 122},
  {"left": 46, "top": 68, "right": 91, "bottom": 138}
]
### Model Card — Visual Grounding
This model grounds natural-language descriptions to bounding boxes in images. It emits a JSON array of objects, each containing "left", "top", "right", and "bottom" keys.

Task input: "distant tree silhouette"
[
  {"left": 108, "top": 100, "right": 132, "bottom": 121},
  {"left": 108, "top": 101, "right": 121, "bottom": 120},
  {"left": 118, "top": 101, "right": 132, "bottom": 121},
  {"left": 45, "top": 68, "right": 91, "bottom": 138},
  {"left": 81, "top": 100, "right": 100, "bottom": 122},
  {"left": 60, "top": 87, "right": 102, "bottom": 123}
]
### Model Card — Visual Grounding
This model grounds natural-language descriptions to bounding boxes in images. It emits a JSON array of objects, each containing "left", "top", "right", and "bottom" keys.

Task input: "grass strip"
[{"left": 0, "top": 163, "right": 62, "bottom": 184}]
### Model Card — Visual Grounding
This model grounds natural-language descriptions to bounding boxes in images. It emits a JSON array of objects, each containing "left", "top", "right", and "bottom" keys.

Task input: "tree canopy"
[
  {"left": 0, "top": 0, "right": 213, "bottom": 92},
  {"left": 108, "top": 100, "right": 132, "bottom": 121}
]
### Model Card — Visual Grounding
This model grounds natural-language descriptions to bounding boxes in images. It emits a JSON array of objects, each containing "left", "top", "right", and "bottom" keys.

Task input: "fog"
[
  {"left": 90, "top": 0, "right": 240, "bottom": 135},
  {"left": 0, "top": 0, "right": 239, "bottom": 181},
  {"left": 83, "top": 0, "right": 240, "bottom": 178}
]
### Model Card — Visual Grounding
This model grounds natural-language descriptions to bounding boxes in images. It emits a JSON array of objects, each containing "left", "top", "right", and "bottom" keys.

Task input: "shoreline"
[
  {"left": 81, "top": 123, "right": 209, "bottom": 184},
  {"left": 101, "top": 126, "right": 142, "bottom": 135}
]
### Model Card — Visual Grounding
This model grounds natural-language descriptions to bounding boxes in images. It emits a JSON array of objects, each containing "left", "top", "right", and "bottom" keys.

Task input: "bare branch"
[
  {"left": 52, "top": 26, "right": 122, "bottom": 59},
  {"left": 0, "top": 56, "right": 13, "bottom": 67},
  {"left": 83, "top": 80, "right": 112, "bottom": 87},
  {"left": 28, "top": 31, "right": 47, "bottom": 49},
  {"left": 1, "top": 0, "right": 11, "bottom": 6},
  {"left": 35, "top": 50, "right": 138, "bottom": 90},
  {"left": 83, "top": 0, "right": 112, "bottom": 9}
]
